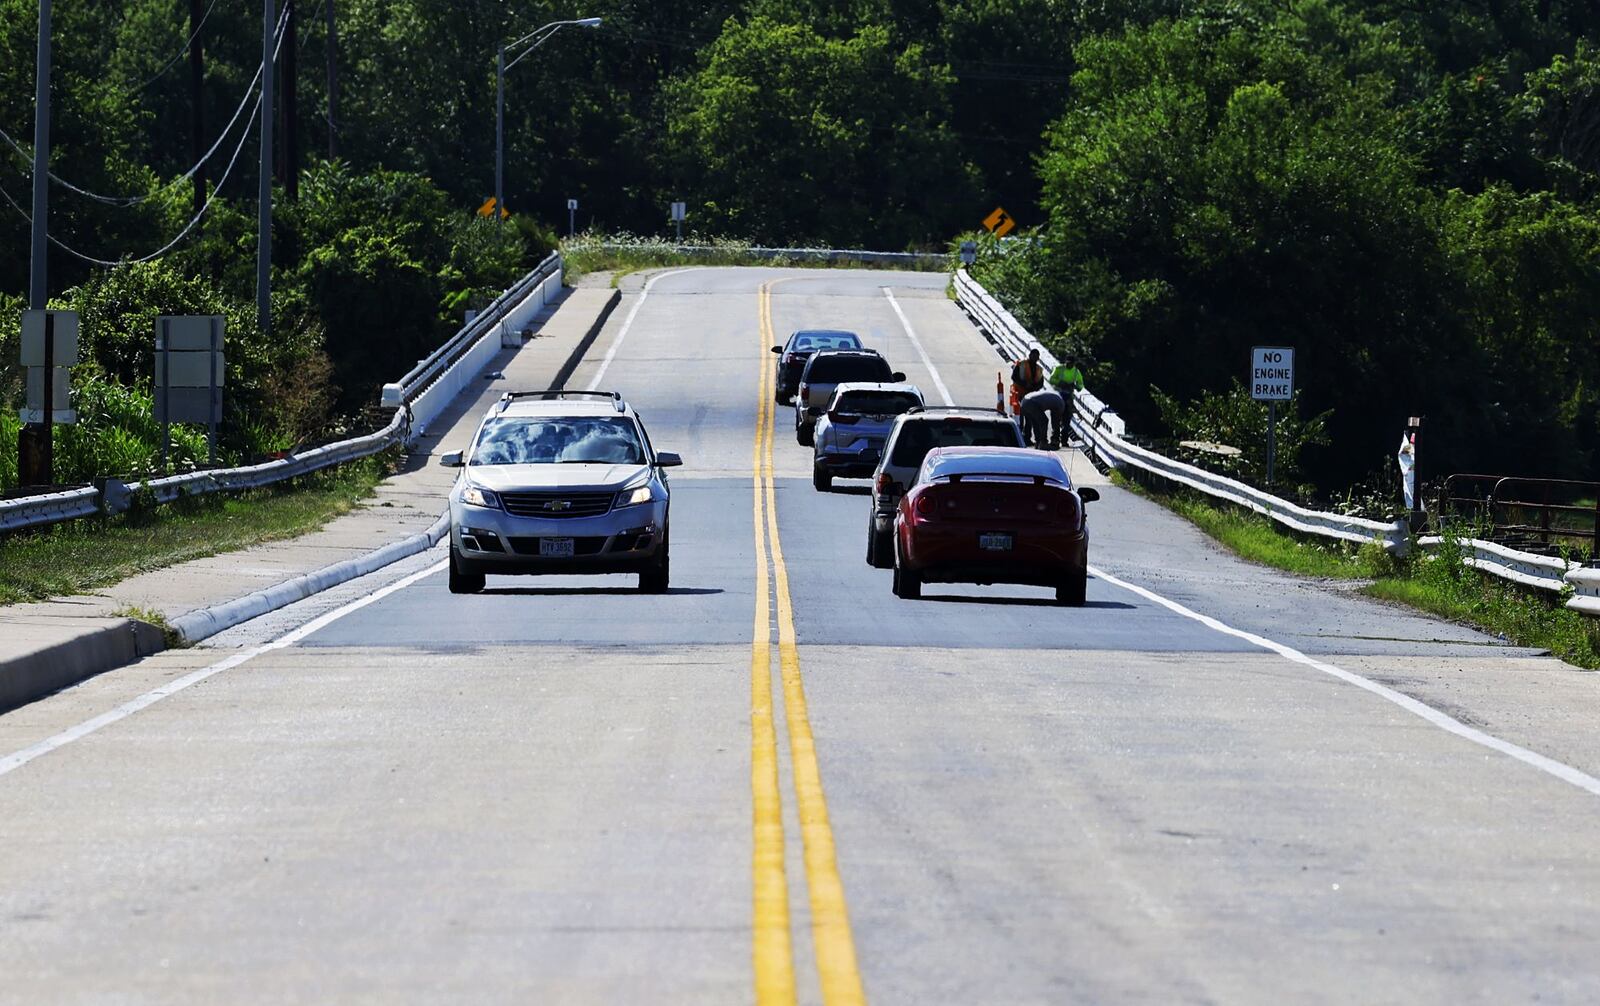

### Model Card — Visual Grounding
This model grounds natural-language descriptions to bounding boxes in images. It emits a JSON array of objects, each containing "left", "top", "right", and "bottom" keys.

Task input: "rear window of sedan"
[
  {"left": 805, "top": 354, "right": 893, "bottom": 383},
  {"left": 888, "top": 419, "right": 1023, "bottom": 467},
  {"left": 471, "top": 416, "right": 645, "bottom": 465},
  {"left": 922, "top": 450, "right": 1070, "bottom": 485},
  {"left": 790, "top": 332, "right": 860, "bottom": 352},
  {"left": 832, "top": 390, "right": 922, "bottom": 415}
]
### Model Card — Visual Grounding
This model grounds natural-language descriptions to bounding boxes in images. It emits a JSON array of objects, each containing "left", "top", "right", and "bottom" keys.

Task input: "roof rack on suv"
[{"left": 497, "top": 389, "right": 626, "bottom": 413}]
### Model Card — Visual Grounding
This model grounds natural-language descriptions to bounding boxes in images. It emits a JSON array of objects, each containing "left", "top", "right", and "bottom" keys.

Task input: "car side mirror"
[
  {"left": 657, "top": 452, "right": 684, "bottom": 468},
  {"left": 771, "top": 345, "right": 783, "bottom": 354},
  {"left": 439, "top": 450, "right": 464, "bottom": 467},
  {"left": 1078, "top": 486, "right": 1100, "bottom": 503},
  {"left": 891, "top": 371, "right": 906, "bottom": 382}
]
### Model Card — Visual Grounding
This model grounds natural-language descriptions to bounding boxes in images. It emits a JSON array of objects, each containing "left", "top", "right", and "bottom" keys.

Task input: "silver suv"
[
  {"left": 440, "top": 390, "right": 682, "bottom": 594},
  {"left": 865, "top": 407, "right": 1024, "bottom": 568},
  {"left": 811, "top": 382, "right": 924, "bottom": 491}
]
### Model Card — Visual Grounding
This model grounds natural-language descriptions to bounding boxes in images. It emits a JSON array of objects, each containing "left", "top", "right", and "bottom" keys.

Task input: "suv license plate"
[
  {"left": 978, "top": 532, "right": 1013, "bottom": 551},
  {"left": 539, "top": 537, "right": 576, "bottom": 558}
]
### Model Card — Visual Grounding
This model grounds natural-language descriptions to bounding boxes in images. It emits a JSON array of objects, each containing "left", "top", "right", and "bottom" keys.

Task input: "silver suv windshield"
[{"left": 471, "top": 416, "right": 645, "bottom": 465}]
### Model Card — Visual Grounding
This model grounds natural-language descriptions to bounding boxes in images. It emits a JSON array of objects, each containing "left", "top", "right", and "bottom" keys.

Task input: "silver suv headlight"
[
  {"left": 616, "top": 484, "right": 654, "bottom": 507},
  {"left": 460, "top": 485, "right": 501, "bottom": 509}
]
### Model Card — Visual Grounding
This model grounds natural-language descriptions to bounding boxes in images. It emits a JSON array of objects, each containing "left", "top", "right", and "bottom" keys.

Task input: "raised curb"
[
  {"left": 550, "top": 288, "right": 621, "bottom": 390},
  {"left": 170, "top": 511, "right": 451, "bottom": 644},
  {"left": 0, "top": 618, "right": 165, "bottom": 713}
]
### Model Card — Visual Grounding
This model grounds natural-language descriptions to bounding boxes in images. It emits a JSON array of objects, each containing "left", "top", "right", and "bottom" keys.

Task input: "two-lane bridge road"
[{"left": 3, "top": 268, "right": 1600, "bottom": 1003}]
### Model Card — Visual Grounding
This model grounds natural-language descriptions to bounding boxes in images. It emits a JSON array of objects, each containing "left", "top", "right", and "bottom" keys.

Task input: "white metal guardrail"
[
  {"left": 951, "top": 268, "right": 1600, "bottom": 615},
  {"left": 3, "top": 252, "right": 563, "bottom": 533}
]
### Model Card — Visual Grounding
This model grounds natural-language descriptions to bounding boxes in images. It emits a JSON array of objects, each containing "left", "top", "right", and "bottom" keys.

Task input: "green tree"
[{"left": 661, "top": 16, "right": 979, "bottom": 246}]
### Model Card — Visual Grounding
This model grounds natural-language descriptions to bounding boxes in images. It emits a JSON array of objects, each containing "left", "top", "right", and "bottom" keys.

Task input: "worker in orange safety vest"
[{"left": 1009, "top": 348, "right": 1047, "bottom": 416}]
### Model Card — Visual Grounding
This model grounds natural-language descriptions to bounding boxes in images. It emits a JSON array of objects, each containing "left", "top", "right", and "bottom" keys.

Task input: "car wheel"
[
  {"left": 865, "top": 517, "right": 877, "bottom": 566},
  {"left": 797, "top": 422, "right": 814, "bottom": 447},
  {"left": 813, "top": 464, "right": 832, "bottom": 492},
  {"left": 639, "top": 533, "right": 670, "bottom": 594},
  {"left": 892, "top": 545, "right": 922, "bottom": 600},
  {"left": 1057, "top": 569, "right": 1087, "bottom": 607},
  {"left": 448, "top": 545, "right": 485, "bottom": 595},
  {"left": 870, "top": 525, "right": 894, "bottom": 569}
]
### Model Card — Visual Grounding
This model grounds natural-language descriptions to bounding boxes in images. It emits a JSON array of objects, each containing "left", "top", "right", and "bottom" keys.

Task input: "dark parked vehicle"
[
  {"left": 891, "top": 446, "right": 1098, "bottom": 606},
  {"left": 794, "top": 349, "right": 903, "bottom": 446},
  {"left": 770, "top": 329, "right": 861, "bottom": 404}
]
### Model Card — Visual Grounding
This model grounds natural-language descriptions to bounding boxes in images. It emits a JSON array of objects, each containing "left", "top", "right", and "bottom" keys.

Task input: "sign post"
[
  {"left": 1250, "top": 346, "right": 1295, "bottom": 487},
  {"left": 670, "top": 201, "right": 686, "bottom": 242},
  {"left": 18, "top": 309, "right": 79, "bottom": 486},
  {"left": 567, "top": 197, "right": 578, "bottom": 237},
  {"left": 156, "top": 315, "right": 226, "bottom": 469}
]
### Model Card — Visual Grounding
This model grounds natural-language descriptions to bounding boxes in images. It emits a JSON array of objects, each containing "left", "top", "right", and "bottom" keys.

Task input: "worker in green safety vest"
[{"left": 1049, "top": 355, "right": 1085, "bottom": 445}]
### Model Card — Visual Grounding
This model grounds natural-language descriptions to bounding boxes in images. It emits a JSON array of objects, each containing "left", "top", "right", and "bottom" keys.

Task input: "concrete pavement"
[{"left": 2, "top": 268, "right": 1600, "bottom": 1003}]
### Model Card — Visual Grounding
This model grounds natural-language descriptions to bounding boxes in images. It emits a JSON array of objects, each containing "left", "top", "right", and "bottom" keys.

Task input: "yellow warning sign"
[
  {"left": 982, "top": 206, "right": 1015, "bottom": 237},
  {"left": 477, "top": 197, "right": 509, "bottom": 219}
]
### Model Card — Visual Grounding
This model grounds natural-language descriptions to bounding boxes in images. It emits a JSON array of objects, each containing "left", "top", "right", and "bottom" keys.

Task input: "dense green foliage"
[
  {"left": 3, "top": 0, "right": 1600, "bottom": 495},
  {"left": 973, "top": 0, "right": 1600, "bottom": 490}
]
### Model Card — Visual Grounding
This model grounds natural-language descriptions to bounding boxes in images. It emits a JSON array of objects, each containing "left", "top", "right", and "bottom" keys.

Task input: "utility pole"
[
  {"left": 495, "top": 44, "right": 505, "bottom": 234},
  {"left": 281, "top": 0, "right": 298, "bottom": 201},
  {"left": 324, "top": 0, "right": 339, "bottom": 157},
  {"left": 29, "top": 0, "right": 50, "bottom": 311},
  {"left": 258, "top": 0, "right": 275, "bottom": 337},
  {"left": 190, "top": 0, "right": 206, "bottom": 218}
]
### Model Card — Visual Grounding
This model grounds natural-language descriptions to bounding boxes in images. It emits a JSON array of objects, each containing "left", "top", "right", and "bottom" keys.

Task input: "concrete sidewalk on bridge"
[{"left": 0, "top": 282, "right": 622, "bottom": 712}]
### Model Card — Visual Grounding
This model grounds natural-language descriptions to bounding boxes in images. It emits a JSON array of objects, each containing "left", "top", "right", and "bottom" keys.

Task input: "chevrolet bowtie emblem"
[{"left": 544, "top": 500, "right": 571, "bottom": 511}]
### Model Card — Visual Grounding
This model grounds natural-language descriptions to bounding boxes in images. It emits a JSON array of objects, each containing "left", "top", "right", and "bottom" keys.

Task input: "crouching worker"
[{"left": 1019, "top": 387, "right": 1066, "bottom": 450}]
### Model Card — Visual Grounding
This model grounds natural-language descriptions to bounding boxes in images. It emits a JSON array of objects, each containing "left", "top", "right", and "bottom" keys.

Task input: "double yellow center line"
[{"left": 751, "top": 281, "right": 866, "bottom": 1005}]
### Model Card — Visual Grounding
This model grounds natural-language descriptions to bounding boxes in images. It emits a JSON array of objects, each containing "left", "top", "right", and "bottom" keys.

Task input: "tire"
[
  {"left": 448, "top": 545, "right": 485, "bottom": 595},
  {"left": 892, "top": 545, "right": 922, "bottom": 600},
  {"left": 813, "top": 464, "right": 832, "bottom": 492},
  {"left": 867, "top": 519, "right": 893, "bottom": 569},
  {"left": 1057, "top": 569, "right": 1087, "bottom": 607},
  {"left": 639, "top": 533, "right": 670, "bottom": 594},
  {"left": 797, "top": 421, "right": 814, "bottom": 447}
]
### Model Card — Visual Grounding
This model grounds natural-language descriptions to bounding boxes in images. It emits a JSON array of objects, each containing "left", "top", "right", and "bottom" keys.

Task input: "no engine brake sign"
[{"left": 1251, "top": 346, "right": 1295, "bottom": 401}]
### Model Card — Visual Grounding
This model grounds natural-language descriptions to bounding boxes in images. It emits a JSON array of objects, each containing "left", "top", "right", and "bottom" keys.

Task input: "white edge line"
[
  {"left": 1087, "top": 563, "right": 1600, "bottom": 798},
  {"left": 584, "top": 268, "right": 697, "bottom": 392},
  {"left": 0, "top": 556, "right": 450, "bottom": 779},
  {"left": 883, "top": 287, "right": 954, "bottom": 406}
]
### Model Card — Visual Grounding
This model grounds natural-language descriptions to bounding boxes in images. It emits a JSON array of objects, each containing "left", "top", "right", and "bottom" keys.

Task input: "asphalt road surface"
[{"left": 4, "top": 268, "right": 1600, "bottom": 1004}]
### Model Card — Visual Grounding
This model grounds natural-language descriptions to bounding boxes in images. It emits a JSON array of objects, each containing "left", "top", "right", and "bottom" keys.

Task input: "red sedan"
[{"left": 892, "top": 446, "right": 1099, "bottom": 605}]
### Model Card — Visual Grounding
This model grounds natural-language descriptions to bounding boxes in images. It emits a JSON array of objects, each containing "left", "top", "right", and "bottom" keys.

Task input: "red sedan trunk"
[{"left": 896, "top": 474, "right": 1088, "bottom": 591}]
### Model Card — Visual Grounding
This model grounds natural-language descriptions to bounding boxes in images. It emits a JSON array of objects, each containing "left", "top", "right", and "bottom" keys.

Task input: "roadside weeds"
[{"left": 0, "top": 454, "right": 394, "bottom": 607}]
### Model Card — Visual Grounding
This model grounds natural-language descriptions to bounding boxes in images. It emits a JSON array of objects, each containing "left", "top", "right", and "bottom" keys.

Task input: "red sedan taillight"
[{"left": 915, "top": 494, "right": 934, "bottom": 516}]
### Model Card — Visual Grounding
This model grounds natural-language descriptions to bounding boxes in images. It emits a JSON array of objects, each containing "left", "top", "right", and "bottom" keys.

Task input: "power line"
[
  {"left": 0, "top": 1, "right": 287, "bottom": 208},
  {"left": 134, "top": 0, "right": 225, "bottom": 91},
  {"left": 0, "top": 80, "right": 263, "bottom": 267}
]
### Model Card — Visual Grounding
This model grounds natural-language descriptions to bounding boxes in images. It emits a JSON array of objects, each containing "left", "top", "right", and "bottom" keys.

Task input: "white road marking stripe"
[
  {"left": 883, "top": 288, "right": 953, "bottom": 406},
  {"left": 584, "top": 268, "right": 697, "bottom": 392},
  {"left": 0, "top": 558, "right": 449, "bottom": 780},
  {"left": 1088, "top": 563, "right": 1600, "bottom": 798}
]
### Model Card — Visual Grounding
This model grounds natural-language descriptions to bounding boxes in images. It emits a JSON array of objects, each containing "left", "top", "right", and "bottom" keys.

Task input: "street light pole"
[{"left": 493, "top": 17, "right": 600, "bottom": 236}]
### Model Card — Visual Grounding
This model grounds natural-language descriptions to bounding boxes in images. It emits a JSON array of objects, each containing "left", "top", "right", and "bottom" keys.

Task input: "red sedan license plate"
[
  {"left": 539, "top": 537, "right": 576, "bottom": 558},
  {"left": 978, "top": 532, "right": 1013, "bottom": 551}
]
